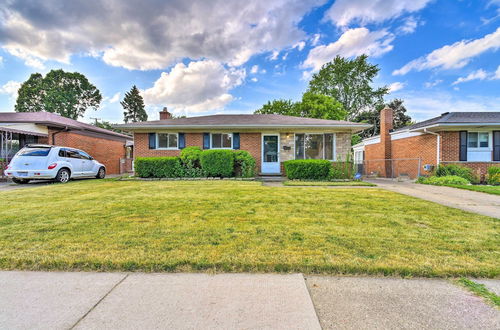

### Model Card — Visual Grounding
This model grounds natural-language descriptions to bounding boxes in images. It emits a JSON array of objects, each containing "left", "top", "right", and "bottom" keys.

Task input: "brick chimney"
[
  {"left": 159, "top": 107, "right": 171, "bottom": 120},
  {"left": 380, "top": 106, "right": 393, "bottom": 160}
]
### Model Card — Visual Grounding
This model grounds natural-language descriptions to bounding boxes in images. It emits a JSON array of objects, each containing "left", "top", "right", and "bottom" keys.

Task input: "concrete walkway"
[
  {"left": 0, "top": 271, "right": 498, "bottom": 330},
  {"left": 366, "top": 178, "right": 500, "bottom": 218}
]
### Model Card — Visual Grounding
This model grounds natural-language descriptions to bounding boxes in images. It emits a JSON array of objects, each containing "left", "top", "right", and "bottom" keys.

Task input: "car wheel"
[
  {"left": 55, "top": 168, "right": 70, "bottom": 183},
  {"left": 96, "top": 167, "right": 106, "bottom": 179},
  {"left": 12, "top": 178, "right": 30, "bottom": 184}
]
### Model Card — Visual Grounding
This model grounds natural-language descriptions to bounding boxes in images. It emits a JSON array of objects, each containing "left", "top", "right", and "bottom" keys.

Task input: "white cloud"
[
  {"left": 324, "top": 0, "right": 432, "bottom": 26},
  {"left": 0, "top": 56, "right": 3, "bottom": 65},
  {"left": 250, "top": 77, "right": 258, "bottom": 82},
  {"left": 452, "top": 69, "right": 488, "bottom": 85},
  {"left": 250, "top": 65, "right": 259, "bottom": 74},
  {"left": 0, "top": 0, "right": 325, "bottom": 70},
  {"left": 393, "top": 27, "right": 500, "bottom": 75},
  {"left": 142, "top": 60, "right": 245, "bottom": 113},
  {"left": 398, "top": 16, "right": 419, "bottom": 34},
  {"left": 294, "top": 41, "right": 306, "bottom": 51},
  {"left": 302, "top": 28, "right": 394, "bottom": 72},
  {"left": 495, "top": 65, "right": 500, "bottom": 79},
  {"left": 424, "top": 79, "right": 443, "bottom": 88},
  {"left": 388, "top": 82, "right": 406, "bottom": 92},
  {"left": 269, "top": 50, "right": 280, "bottom": 61},
  {"left": 311, "top": 34, "right": 321, "bottom": 46},
  {"left": 108, "top": 92, "right": 121, "bottom": 103},
  {"left": 0, "top": 80, "right": 21, "bottom": 99}
]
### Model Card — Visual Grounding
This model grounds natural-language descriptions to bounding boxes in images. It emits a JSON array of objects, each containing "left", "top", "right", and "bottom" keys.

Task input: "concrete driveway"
[
  {"left": 0, "top": 271, "right": 498, "bottom": 330},
  {"left": 366, "top": 178, "right": 500, "bottom": 218}
]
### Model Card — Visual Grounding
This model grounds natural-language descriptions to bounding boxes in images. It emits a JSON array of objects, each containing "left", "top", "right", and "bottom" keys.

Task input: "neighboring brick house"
[
  {"left": 116, "top": 108, "right": 370, "bottom": 175},
  {"left": 353, "top": 108, "right": 500, "bottom": 180},
  {"left": 0, "top": 112, "right": 132, "bottom": 174}
]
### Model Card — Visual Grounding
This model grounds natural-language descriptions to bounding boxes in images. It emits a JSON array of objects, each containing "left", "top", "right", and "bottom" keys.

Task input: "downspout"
[
  {"left": 51, "top": 126, "right": 70, "bottom": 145},
  {"left": 424, "top": 128, "right": 440, "bottom": 165}
]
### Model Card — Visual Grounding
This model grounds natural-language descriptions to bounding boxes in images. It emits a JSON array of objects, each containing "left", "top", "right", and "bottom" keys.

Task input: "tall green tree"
[
  {"left": 353, "top": 99, "right": 413, "bottom": 139},
  {"left": 121, "top": 85, "right": 147, "bottom": 123},
  {"left": 307, "top": 55, "right": 389, "bottom": 119},
  {"left": 15, "top": 69, "right": 102, "bottom": 119},
  {"left": 254, "top": 92, "right": 346, "bottom": 120}
]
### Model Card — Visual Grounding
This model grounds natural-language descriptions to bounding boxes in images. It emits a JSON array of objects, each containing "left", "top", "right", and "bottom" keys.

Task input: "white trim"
[
  {"left": 156, "top": 132, "right": 179, "bottom": 150},
  {"left": 293, "top": 133, "right": 336, "bottom": 161},
  {"left": 210, "top": 132, "right": 233, "bottom": 149},
  {"left": 390, "top": 131, "right": 423, "bottom": 141},
  {"left": 117, "top": 124, "right": 372, "bottom": 131},
  {"left": 261, "top": 133, "right": 280, "bottom": 174}
]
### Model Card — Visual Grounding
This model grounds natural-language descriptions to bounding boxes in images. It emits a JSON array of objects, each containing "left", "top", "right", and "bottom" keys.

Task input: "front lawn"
[
  {"left": 284, "top": 181, "right": 376, "bottom": 187},
  {"left": 443, "top": 184, "right": 500, "bottom": 196},
  {"left": 0, "top": 180, "right": 498, "bottom": 277}
]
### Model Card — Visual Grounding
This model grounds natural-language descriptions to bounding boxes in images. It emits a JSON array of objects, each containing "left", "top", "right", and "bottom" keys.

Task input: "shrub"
[
  {"left": 284, "top": 159, "right": 331, "bottom": 180},
  {"left": 330, "top": 161, "right": 354, "bottom": 180},
  {"left": 487, "top": 166, "right": 500, "bottom": 185},
  {"left": 418, "top": 175, "right": 470, "bottom": 186},
  {"left": 200, "top": 149, "right": 234, "bottom": 177},
  {"left": 180, "top": 146, "right": 203, "bottom": 168},
  {"left": 435, "top": 164, "right": 477, "bottom": 183},
  {"left": 135, "top": 157, "right": 185, "bottom": 178},
  {"left": 233, "top": 150, "right": 256, "bottom": 178}
]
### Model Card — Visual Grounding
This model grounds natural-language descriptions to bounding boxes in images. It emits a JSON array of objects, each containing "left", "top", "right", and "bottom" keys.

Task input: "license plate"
[{"left": 17, "top": 172, "right": 28, "bottom": 177}]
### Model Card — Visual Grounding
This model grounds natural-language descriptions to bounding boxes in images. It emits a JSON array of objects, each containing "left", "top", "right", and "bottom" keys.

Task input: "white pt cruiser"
[{"left": 5, "top": 144, "right": 106, "bottom": 184}]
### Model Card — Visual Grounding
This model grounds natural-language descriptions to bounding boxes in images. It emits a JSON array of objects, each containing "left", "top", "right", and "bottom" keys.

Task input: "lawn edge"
[{"left": 455, "top": 278, "right": 500, "bottom": 308}]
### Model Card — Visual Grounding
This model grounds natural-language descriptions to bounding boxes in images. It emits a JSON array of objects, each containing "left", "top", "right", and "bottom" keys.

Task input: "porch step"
[{"left": 258, "top": 174, "right": 285, "bottom": 182}]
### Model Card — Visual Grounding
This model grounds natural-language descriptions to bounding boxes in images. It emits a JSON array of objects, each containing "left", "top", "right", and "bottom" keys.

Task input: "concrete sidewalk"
[
  {"left": 1, "top": 271, "right": 499, "bottom": 330},
  {"left": 366, "top": 178, "right": 500, "bottom": 218}
]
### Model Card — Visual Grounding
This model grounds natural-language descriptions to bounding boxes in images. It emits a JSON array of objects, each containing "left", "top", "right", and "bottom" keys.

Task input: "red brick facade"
[{"left": 48, "top": 130, "right": 127, "bottom": 174}]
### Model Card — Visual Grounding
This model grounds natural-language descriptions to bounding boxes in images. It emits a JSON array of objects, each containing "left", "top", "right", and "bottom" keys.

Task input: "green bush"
[
  {"left": 200, "top": 149, "right": 235, "bottom": 177},
  {"left": 233, "top": 150, "right": 256, "bottom": 178},
  {"left": 135, "top": 157, "right": 185, "bottom": 178},
  {"left": 180, "top": 146, "right": 203, "bottom": 168},
  {"left": 435, "top": 164, "right": 477, "bottom": 183},
  {"left": 487, "top": 166, "right": 500, "bottom": 185},
  {"left": 284, "top": 159, "right": 331, "bottom": 180},
  {"left": 330, "top": 161, "right": 354, "bottom": 180},
  {"left": 418, "top": 175, "right": 470, "bottom": 186}
]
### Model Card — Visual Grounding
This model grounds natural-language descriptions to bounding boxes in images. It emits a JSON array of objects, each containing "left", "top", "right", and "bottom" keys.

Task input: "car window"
[
  {"left": 78, "top": 151, "right": 92, "bottom": 160},
  {"left": 58, "top": 149, "right": 67, "bottom": 157},
  {"left": 17, "top": 147, "right": 51, "bottom": 157},
  {"left": 66, "top": 149, "right": 82, "bottom": 159}
]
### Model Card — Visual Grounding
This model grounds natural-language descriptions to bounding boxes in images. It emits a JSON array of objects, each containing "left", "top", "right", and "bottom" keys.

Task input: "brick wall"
[
  {"left": 240, "top": 133, "right": 261, "bottom": 171},
  {"left": 440, "top": 131, "right": 459, "bottom": 161},
  {"left": 50, "top": 130, "right": 126, "bottom": 174}
]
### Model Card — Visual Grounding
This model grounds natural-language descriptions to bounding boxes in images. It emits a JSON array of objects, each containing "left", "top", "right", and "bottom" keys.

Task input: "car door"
[
  {"left": 78, "top": 150, "right": 95, "bottom": 176},
  {"left": 65, "top": 149, "right": 83, "bottom": 176}
]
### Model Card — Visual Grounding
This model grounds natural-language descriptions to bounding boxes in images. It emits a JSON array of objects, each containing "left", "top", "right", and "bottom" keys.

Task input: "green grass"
[
  {"left": 0, "top": 180, "right": 498, "bottom": 277},
  {"left": 443, "top": 184, "right": 500, "bottom": 196},
  {"left": 457, "top": 278, "right": 500, "bottom": 307},
  {"left": 284, "top": 180, "right": 376, "bottom": 187}
]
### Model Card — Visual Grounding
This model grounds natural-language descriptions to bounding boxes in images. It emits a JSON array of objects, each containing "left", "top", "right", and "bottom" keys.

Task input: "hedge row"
[
  {"left": 283, "top": 159, "right": 353, "bottom": 180},
  {"left": 135, "top": 147, "right": 256, "bottom": 178}
]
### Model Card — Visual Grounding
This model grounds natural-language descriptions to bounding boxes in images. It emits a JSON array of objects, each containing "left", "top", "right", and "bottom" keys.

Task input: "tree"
[
  {"left": 15, "top": 69, "right": 102, "bottom": 119},
  {"left": 121, "top": 85, "right": 147, "bottom": 123},
  {"left": 91, "top": 120, "right": 126, "bottom": 134},
  {"left": 307, "top": 55, "right": 389, "bottom": 119},
  {"left": 254, "top": 92, "right": 346, "bottom": 120},
  {"left": 353, "top": 99, "right": 413, "bottom": 140}
]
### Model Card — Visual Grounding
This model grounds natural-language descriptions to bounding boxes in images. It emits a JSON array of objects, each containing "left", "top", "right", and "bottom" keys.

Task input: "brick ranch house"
[
  {"left": 116, "top": 108, "right": 370, "bottom": 175},
  {"left": 353, "top": 108, "right": 500, "bottom": 180},
  {"left": 0, "top": 112, "right": 133, "bottom": 174}
]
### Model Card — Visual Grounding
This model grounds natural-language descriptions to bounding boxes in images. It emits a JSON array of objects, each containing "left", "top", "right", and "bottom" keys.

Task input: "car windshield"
[{"left": 17, "top": 147, "right": 51, "bottom": 157}]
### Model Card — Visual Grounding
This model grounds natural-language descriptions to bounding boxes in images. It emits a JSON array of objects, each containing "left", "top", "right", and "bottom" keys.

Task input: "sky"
[{"left": 0, "top": 0, "right": 499, "bottom": 124}]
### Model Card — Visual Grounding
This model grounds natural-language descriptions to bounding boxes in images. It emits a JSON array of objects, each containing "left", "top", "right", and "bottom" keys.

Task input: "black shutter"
[
  {"left": 233, "top": 133, "right": 240, "bottom": 150},
  {"left": 203, "top": 133, "right": 210, "bottom": 149},
  {"left": 459, "top": 131, "right": 467, "bottom": 161},
  {"left": 493, "top": 131, "right": 500, "bottom": 161},
  {"left": 178, "top": 133, "right": 185, "bottom": 149},
  {"left": 148, "top": 133, "right": 156, "bottom": 149}
]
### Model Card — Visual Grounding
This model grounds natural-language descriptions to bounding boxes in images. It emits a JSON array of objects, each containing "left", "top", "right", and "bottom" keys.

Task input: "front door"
[{"left": 261, "top": 134, "right": 280, "bottom": 174}]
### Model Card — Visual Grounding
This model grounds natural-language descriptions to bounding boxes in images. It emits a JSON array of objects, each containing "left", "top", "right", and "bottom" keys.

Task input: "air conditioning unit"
[{"left": 423, "top": 164, "right": 434, "bottom": 172}]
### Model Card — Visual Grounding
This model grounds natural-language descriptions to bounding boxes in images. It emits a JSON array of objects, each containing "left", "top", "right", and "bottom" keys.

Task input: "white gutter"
[
  {"left": 424, "top": 128, "right": 440, "bottom": 165},
  {"left": 115, "top": 124, "right": 372, "bottom": 129}
]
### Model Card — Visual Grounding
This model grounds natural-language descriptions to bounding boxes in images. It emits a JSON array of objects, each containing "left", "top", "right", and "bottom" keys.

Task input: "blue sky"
[{"left": 0, "top": 0, "right": 499, "bottom": 123}]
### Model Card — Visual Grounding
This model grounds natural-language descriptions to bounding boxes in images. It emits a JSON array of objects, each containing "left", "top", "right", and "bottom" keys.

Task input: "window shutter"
[
  {"left": 178, "top": 133, "right": 185, "bottom": 149},
  {"left": 148, "top": 133, "right": 156, "bottom": 149},
  {"left": 459, "top": 131, "right": 467, "bottom": 161},
  {"left": 493, "top": 131, "right": 500, "bottom": 161},
  {"left": 203, "top": 133, "right": 210, "bottom": 149},
  {"left": 233, "top": 133, "right": 240, "bottom": 150}
]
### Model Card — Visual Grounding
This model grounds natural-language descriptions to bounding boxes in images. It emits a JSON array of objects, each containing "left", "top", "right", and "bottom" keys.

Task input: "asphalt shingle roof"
[{"left": 393, "top": 112, "right": 500, "bottom": 132}]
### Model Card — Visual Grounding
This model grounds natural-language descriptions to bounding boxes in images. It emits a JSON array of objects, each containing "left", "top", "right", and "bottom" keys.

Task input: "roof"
[
  {"left": 115, "top": 114, "right": 371, "bottom": 131},
  {"left": 0, "top": 112, "right": 131, "bottom": 140},
  {"left": 393, "top": 112, "right": 500, "bottom": 132}
]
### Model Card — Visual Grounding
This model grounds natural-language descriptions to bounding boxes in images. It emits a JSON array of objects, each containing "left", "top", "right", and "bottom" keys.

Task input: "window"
[
  {"left": 211, "top": 133, "right": 232, "bottom": 148},
  {"left": 17, "top": 147, "right": 51, "bottom": 157},
  {"left": 295, "top": 133, "right": 335, "bottom": 160},
  {"left": 78, "top": 151, "right": 92, "bottom": 160},
  {"left": 66, "top": 149, "right": 82, "bottom": 159},
  {"left": 468, "top": 132, "right": 489, "bottom": 148},
  {"left": 157, "top": 133, "right": 178, "bottom": 149}
]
